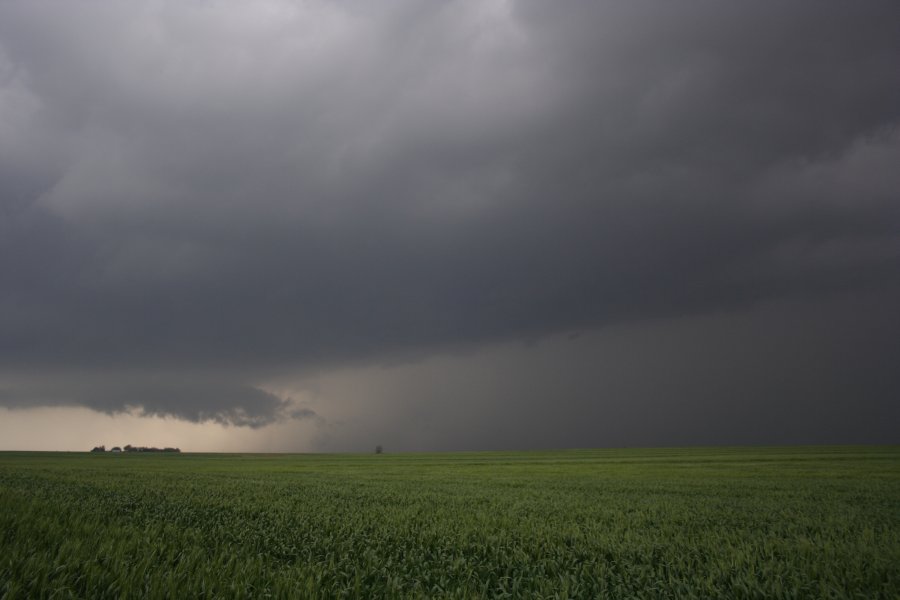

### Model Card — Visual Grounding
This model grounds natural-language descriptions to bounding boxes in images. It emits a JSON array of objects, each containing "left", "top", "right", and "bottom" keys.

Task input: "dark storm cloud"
[
  {"left": 0, "top": 373, "right": 316, "bottom": 427},
  {"left": 298, "top": 290, "right": 900, "bottom": 452},
  {"left": 0, "top": 1, "right": 898, "bottom": 432}
]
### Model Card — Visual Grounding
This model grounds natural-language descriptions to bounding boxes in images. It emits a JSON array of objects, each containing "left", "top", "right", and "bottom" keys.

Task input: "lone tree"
[
  {"left": 90, "top": 445, "right": 105, "bottom": 453},
  {"left": 375, "top": 445, "right": 383, "bottom": 454}
]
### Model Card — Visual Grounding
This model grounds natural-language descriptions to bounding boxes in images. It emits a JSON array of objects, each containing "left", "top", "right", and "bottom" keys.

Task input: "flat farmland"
[{"left": 1, "top": 446, "right": 898, "bottom": 598}]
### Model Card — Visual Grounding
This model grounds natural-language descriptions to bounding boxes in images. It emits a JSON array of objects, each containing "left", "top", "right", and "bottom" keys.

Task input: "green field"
[{"left": 1, "top": 447, "right": 898, "bottom": 599}]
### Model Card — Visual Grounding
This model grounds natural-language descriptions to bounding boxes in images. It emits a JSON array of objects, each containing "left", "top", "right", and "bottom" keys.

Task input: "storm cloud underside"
[{"left": 0, "top": 1, "right": 898, "bottom": 445}]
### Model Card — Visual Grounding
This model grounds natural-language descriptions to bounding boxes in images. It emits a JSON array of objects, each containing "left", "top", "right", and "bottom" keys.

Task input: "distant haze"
[{"left": 1, "top": 1, "right": 898, "bottom": 451}]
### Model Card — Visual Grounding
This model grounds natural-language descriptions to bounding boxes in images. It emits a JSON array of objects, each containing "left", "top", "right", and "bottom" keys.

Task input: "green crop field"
[{"left": 1, "top": 446, "right": 898, "bottom": 599}]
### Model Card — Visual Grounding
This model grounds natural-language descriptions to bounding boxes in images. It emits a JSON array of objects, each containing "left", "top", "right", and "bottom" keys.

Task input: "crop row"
[{"left": 1, "top": 448, "right": 898, "bottom": 598}]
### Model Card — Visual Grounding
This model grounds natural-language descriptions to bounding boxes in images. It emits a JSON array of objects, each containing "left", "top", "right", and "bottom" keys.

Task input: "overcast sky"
[{"left": 1, "top": 1, "right": 898, "bottom": 452}]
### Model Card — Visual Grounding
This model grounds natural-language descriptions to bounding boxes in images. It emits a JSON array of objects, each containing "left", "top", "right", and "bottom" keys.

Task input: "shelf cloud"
[{"left": 1, "top": 1, "right": 898, "bottom": 443}]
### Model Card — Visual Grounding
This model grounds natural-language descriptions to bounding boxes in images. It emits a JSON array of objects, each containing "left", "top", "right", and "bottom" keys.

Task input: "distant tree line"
[{"left": 90, "top": 445, "right": 180, "bottom": 453}]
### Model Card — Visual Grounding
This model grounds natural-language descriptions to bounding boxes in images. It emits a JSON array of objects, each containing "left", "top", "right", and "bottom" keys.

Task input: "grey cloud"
[
  {"left": 0, "top": 373, "right": 314, "bottom": 428},
  {"left": 299, "top": 290, "right": 900, "bottom": 452},
  {"left": 0, "top": 1, "right": 898, "bottom": 437}
]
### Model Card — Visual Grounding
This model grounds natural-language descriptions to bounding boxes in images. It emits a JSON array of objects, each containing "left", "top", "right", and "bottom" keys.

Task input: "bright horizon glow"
[{"left": 0, "top": 406, "right": 317, "bottom": 453}]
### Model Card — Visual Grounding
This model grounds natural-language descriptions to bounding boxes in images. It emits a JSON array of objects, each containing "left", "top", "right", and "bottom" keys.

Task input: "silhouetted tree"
[
  {"left": 90, "top": 445, "right": 106, "bottom": 453},
  {"left": 375, "top": 445, "right": 383, "bottom": 454},
  {"left": 120, "top": 444, "right": 181, "bottom": 453}
]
